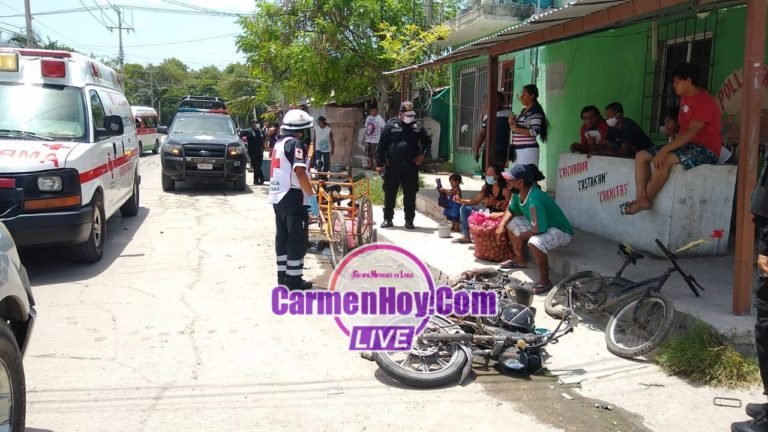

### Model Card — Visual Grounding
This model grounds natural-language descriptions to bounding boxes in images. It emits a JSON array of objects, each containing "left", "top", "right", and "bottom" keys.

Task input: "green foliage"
[
  {"left": 654, "top": 321, "right": 760, "bottom": 388},
  {"left": 236, "top": 0, "right": 457, "bottom": 106},
  {"left": 368, "top": 174, "right": 426, "bottom": 206}
]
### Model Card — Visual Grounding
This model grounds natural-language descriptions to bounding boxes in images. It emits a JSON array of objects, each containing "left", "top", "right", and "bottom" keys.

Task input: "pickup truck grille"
[
  {"left": 182, "top": 144, "right": 226, "bottom": 158},
  {"left": 0, "top": 200, "right": 20, "bottom": 218}
]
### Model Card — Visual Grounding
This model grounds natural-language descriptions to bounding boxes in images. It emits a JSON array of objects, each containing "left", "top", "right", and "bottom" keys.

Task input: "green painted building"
[{"left": 443, "top": 4, "right": 766, "bottom": 190}]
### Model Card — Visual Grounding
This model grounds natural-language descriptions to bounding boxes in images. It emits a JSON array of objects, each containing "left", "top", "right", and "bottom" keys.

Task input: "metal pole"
[
  {"left": 116, "top": 7, "right": 124, "bottom": 71},
  {"left": 425, "top": 0, "right": 433, "bottom": 27},
  {"left": 24, "top": 0, "right": 34, "bottom": 48},
  {"left": 486, "top": 54, "right": 498, "bottom": 168},
  {"left": 732, "top": 0, "right": 766, "bottom": 315}
]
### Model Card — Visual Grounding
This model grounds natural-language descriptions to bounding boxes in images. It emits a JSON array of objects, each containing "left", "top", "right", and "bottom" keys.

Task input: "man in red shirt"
[
  {"left": 624, "top": 63, "right": 721, "bottom": 215},
  {"left": 570, "top": 106, "right": 609, "bottom": 154}
]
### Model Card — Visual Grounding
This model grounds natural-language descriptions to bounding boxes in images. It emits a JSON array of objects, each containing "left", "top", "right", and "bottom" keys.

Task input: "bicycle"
[{"left": 543, "top": 239, "right": 705, "bottom": 358}]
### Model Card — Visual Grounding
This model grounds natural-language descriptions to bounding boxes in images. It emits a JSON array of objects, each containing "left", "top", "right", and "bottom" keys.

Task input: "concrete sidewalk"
[
  {"left": 368, "top": 183, "right": 763, "bottom": 432},
  {"left": 407, "top": 179, "right": 754, "bottom": 344}
]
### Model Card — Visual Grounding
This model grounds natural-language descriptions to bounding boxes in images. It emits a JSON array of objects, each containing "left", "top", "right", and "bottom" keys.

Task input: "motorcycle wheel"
[
  {"left": 544, "top": 271, "right": 605, "bottom": 319},
  {"left": 373, "top": 316, "right": 468, "bottom": 389}
]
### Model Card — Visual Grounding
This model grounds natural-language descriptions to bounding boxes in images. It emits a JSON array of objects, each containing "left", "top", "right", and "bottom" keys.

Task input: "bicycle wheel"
[
  {"left": 544, "top": 271, "right": 605, "bottom": 319},
  {"left": 605, "top": 292, "right": 676, "bottom": 358}
]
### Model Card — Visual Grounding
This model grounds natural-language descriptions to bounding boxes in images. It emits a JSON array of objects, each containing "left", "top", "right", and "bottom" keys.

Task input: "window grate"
[
  {"left": 454, "top": 61, "right": 488, "bottom": 153},
  {"left": 640, "top": 13, "right": 719, "bottom": 141}
]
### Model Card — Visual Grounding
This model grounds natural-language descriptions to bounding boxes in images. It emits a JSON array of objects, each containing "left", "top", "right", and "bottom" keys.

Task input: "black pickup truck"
[{"left": 159, "top": 112, "right": 248, "bottom": 191}]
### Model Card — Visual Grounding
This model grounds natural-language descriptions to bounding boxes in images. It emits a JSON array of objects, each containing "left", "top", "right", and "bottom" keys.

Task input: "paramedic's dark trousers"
[
  {"left": 756, "top": 276, "right": 768, "bottom": 394},
  {"left": 274, "top": 188, "right": 308, "bottom": 282},
  {"left": 383, "top": 163, "right": 419, "bottom": 223}
]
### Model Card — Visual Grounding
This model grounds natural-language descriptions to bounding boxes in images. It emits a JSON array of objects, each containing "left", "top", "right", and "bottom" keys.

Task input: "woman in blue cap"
[{"left": 495, "top": 164, "right": 574, "bottom": 294}]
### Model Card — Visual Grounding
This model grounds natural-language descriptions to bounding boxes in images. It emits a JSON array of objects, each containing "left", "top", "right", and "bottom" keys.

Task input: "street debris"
[
  {"left": 595, "top": 403, "right": 614, "bottom": 411},
  {"left": 327, "top": 387, "right": 344, "bottom": 396},
  {"left": 560, "top": 393, "right": 574, "bottom": 400},
  {"left": 713, "top": 397, "right": 742, "bottom": 408},
  {"left": 638, "top": 382, "right": 665, "bottom": 389}
]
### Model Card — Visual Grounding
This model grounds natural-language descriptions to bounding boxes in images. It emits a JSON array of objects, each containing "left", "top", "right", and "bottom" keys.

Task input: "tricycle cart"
[{"left": 308, "top": 171, "right": 376, "bottom": 267}]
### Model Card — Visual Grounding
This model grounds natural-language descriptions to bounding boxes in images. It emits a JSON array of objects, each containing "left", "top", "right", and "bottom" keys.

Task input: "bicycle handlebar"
[{"left": 655, "top": 238, "right": 704, "bottom": 297}]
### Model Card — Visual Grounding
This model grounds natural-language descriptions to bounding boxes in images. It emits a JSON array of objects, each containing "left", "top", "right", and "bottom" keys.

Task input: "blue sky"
[{"left": 0, "top": 0, "right": 255, "bottom": 69}]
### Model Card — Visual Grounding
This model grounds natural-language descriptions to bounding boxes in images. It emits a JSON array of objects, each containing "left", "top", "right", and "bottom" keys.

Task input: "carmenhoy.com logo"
[{"left": 271, "top": 243, "right": 497, "bottom": 351}]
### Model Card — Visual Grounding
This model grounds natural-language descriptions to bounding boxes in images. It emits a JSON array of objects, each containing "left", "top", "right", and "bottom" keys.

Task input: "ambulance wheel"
[
  {"left": 234, "top": 175, "right": 247, "bottom": 191},
  {"left": 161, "top": 173, "right": 175, "bottom": 192},
  {"left": 120, "top": 172, "right": 140, "bottom": 217},
  {"left": 152, "top": 140, "right": 159, "bottom": 154},
  {"left": 72, "top": 192, "right": 105, "bottom": 263}
]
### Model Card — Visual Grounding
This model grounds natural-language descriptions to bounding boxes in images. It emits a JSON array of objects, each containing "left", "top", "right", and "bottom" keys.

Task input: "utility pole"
[
  {"left": 24, "top": 0, "right": 34, "bottom": 48},
  {"left": 107, "top": 6, "right": 134, "bottom": 72},
  {"left": 425, "top": 0, "right": 433, "bottom": 27}
]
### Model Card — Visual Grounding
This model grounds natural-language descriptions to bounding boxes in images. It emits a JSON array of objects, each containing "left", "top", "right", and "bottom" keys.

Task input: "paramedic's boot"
[{"left": 285, "top": 276, "right": 312, "bottom": 291}]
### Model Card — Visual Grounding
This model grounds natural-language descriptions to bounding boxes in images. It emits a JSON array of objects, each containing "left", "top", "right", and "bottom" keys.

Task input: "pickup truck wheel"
[
  {"left": 152, "top": 140, "right": 159, "bottom": 154},
  {"left": 161, "top": 173, "right": 175, "bottom": 192},
  {"left": 120, "top": 172, "right": 140, "bottom": 217},
  {"left": 0, "top": 321, "right": 25, "bottom": 432},
  {"left": 234, "top": 175, "right": 247, "bottom": 191},
  {"left": 71, "top": 192, "right": 105, "bottom": 263}
]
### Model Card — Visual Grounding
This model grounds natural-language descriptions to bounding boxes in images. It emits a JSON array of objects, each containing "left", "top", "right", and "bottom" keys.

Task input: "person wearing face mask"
[
  {"left": 451, "top": 163, "right": 511, "bottom": 244},
  {"left": 376, "top": 101, "right": 432, "bottom": 230},
  {"left": 590, "top": 102, "right": 653, "bottom": 159}
]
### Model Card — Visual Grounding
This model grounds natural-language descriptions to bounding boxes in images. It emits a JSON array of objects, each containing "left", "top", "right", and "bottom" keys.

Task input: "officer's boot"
[
  {"left": 285, "top": 276, "right": 312, "bottom": 291},
  {"left": 747, "top": 404, "right": 768, "bottom": 419},
  {"left": 732, "top": 414, "right": 768, "bottom": 432}
]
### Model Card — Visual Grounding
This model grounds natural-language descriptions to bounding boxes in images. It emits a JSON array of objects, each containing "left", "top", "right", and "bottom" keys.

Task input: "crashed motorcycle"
[{"left": 372, "top": 268, "right": 578, "bottom": 389}]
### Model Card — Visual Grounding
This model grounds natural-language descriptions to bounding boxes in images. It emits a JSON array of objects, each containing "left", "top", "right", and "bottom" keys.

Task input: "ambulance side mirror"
[{"left": 157, "top": 126, "right": 168, "bottom": 134}]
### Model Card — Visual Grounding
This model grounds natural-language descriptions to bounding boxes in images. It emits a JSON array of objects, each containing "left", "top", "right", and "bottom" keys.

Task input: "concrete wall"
[{"left": 555, "top": 154, "right": 737, "bottom": 257}]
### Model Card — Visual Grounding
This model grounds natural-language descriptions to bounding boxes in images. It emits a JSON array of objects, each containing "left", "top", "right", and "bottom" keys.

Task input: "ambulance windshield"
[{"left": 0, "top": 84, "right": 86, "bottom": 141}]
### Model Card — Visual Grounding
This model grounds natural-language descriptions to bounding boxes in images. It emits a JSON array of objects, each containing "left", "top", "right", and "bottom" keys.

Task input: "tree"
[{"left": 236, "top": 0, "right": 455, "bottom": 109}]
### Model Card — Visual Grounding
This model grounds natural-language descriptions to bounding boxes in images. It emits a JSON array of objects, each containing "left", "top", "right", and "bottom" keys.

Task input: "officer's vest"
[{"left": 268, "top": 136, "right": 310, "bottom": 205}]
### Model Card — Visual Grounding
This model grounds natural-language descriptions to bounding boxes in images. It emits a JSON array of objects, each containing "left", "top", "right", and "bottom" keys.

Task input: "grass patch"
[
  {"left": 654, "top": 320, "right": 760, "bottom": 388},
  {"left": 367, "top": 174, "right": 426, "bottom": 206}
]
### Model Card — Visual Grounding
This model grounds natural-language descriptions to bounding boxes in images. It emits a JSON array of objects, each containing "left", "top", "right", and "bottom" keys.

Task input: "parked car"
[
  {"left": 0, "top": 222, "right": 36, "bottom": 432},
  {"left": 0, "top": 48, "right": 140, "bottom": 263},
  {"left": 159, "top": 112, "right": 248, "bottom": 191}
]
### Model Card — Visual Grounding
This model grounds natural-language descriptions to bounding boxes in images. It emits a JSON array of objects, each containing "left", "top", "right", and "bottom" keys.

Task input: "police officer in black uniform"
[
  {"left": 375, "top": 101, "right": 431, "bottom": 230},
  {"left": 733, "top": 162, "right": 768, "bottom": 432},
  {"left": 268, "top": 109, "right": 319, "bottom": 291},
  {"left": 240, "top": 119, "right": 266, "bottom": 185}
]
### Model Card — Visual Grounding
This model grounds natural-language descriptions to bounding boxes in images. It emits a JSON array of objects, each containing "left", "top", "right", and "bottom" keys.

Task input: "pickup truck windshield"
[
  {"left": 0, "top": 83, "right": 86, "bottom": 141},
  {"left": 171, "top": 115, "right": 235, "bottom": 136}
]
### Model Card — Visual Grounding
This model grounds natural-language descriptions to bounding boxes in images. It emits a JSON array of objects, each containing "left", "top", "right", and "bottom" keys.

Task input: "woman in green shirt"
[{"left": 495, "top": 164, "right": 574, "bottom": 294}]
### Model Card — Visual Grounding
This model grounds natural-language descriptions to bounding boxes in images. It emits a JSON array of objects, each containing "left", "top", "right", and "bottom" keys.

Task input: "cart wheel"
[
  {"left": 356, "top": 197, "right": 374, "bottom": 246},
  {"left": 330, "top": 210, "right": 348, "bottom": 268}
]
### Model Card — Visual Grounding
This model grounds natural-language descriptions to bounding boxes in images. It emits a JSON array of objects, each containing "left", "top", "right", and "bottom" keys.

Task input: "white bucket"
[{"left": 438, "top": 224, "right": 452, "bottom": 238}]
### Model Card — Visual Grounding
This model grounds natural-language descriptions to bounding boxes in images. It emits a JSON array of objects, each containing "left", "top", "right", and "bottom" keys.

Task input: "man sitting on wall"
[
  {"left": 623, "top": 63, "right": 721, "bottom": 215},
  {"left": 588, "top": 102, "right": 653, "bottom": 159},
  {"left": 570, "top": 105, "right": 609, "bottom": 154}
]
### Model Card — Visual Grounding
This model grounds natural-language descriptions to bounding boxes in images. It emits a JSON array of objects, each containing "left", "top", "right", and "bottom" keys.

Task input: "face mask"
[
  {"left": 485, "top": 176, "right": 495, "bottom": 185},
  {"left": 402, "top": 116, "right": 415, "bottom": 124},
  {"left": 606, "top": 117, "right": 619, "bottom": 127}
]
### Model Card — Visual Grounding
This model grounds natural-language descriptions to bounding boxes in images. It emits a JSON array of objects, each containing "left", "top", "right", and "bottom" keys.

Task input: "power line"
[
  {"left": 79, "top": 0, "right": 108, "bottom": 27},
  {"left": 0, "top": 4, "right": 255, "bottom": 19}
]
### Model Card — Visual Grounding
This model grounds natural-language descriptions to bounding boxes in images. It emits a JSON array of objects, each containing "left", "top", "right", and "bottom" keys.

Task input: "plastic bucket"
[{"left": 438, "top": 224, "right": 452, "bottom": 238}]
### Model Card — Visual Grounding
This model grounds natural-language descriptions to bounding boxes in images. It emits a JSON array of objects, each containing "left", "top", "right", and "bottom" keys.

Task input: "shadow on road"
[
  {"left": 166, "top": 181, "right": 255, "bottom": 197},
  {"left": 25, "top": 428, "right": 55, "bottom": 432},
  {"left": 21, "top": 206, "right": 150, "bottom": 286}
]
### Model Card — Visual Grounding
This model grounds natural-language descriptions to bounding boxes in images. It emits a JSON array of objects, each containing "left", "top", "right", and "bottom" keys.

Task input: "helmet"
[
  {"left": 499, "top": 303, "right": 535, "bottom": 333},
  {"left": 281, "top": 109, "right": 313, "bottom": 132}
]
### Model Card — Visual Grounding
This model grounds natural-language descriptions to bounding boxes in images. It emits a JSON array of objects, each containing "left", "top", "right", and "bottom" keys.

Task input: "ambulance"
[
  {"left": 0, "top": 48, "right": 141, "bottom": 262},
  {"left": 132, "top": 106, "right": 161, "bottom": 154}
]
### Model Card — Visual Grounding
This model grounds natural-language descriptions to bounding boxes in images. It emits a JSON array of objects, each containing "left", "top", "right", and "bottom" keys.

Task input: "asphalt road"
[{"left": 18, "top": 154, "right": 647, "bottom": 432}]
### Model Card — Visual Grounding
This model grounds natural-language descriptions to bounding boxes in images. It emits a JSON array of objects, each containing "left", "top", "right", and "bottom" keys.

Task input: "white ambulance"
[
  {"left": 132, "top": 105, "right": 161, "bottom": 154},
  {"left": 0, "top": 48, "right": 141, "bottom": 262}
]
